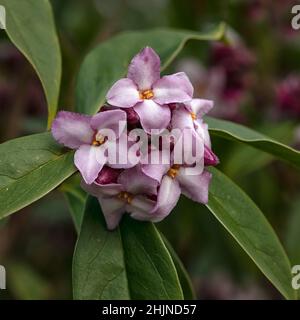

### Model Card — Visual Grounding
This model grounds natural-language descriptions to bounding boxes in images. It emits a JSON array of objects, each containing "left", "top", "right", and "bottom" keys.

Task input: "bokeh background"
[{"left": 1, "top": 0, "right": 300, "bottom": 299}]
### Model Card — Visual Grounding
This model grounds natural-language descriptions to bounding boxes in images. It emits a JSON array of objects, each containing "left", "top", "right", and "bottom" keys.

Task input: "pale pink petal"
[
  {"left": 81, "top": 180, "right": 123, "bottom": 197},
  {"left": 128, "top": 196, "right": 156, "bottom": 221},
  {"left": 171, "top": 106, "right": 194, "bottom": 130},
  {"left": 172, "top": 128, "right": 204, "bottom": 167},
  {"left": 118, "top": 166, "right": 159, "bottom": 195},
  {"left": 177, "top": 169, "right": 212, "bottom": 204},
  {"left": 150, "top": 175, "right": 181, "bottom": 221},
  {"left": 91, "top": 109, "right": 127, "bottom": 138},
  {"left": 141, "top": 149, "right": 170, "bottom": 183},
  {"left": 134, "top": 100, "right": 171, "bottom": 133},
  {"left": 184, "top": 99, "right": 213, "bottom": 117},
  {"left": 51, "top": 111, "right": 93, "bottom": 149},
  {"left": 195, "top": 120, "right": 211, "bottom": 148},
  {"left": 153, "top": 72, "right": 194, "bottom": 104},
  {"left": 98, "top": 196, "right": 125, "bottom": 230},
  {"left": 128, "top": 47, "right": 161, "bottom": 91},
  {"left": 106, "top": 135, "right": 140, "bottom": 169},
  {"left": 74, "top": 145, "right": 105, "bottom": 184},
  {"left": 106, "top": 78, "right": 141, "bottom": 108}
]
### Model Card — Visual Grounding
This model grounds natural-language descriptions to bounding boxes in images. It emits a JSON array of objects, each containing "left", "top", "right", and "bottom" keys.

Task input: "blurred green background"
[{"left": 1, "top": 0, "right": 300, "bottom": 299}]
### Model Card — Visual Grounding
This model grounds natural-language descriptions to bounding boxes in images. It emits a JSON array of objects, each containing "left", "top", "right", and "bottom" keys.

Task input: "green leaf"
[
  {"left": 73, "top": 196, "right": 183, "bottom": 300},
  {"left": 60, "top": 173, "right": 87, "bottom": 233},
  {"left": 223, "top": 122, "right": 295, "bottom": 178},
  {"left": 161, "top": 234, "right": 196, "bottom": 300},
  {"left": 0, "top": 133, "right": 76, "bottom": 219},
  {"left": 206, "top": 167, "right": 297, "bottom": 300},
  {"left": 206, "top": 117, "right": 300, "bottom": 170},
  {"left": 0, "top": 0, "right": 62, "bottom": 127},
  {"left": 75, "top": 23, "right": 225, "bottom": 115},
  {"left": 285, "top": 198, "right": 300, "bottom": 266}
]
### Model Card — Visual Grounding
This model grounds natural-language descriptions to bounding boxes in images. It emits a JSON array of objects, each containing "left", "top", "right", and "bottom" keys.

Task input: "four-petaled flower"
[
  {"left": 107, "top": 47, "right": 194, "bottom": 133},
  {"left": 52, "top": 109, "right": 128, "bottom": 184}
]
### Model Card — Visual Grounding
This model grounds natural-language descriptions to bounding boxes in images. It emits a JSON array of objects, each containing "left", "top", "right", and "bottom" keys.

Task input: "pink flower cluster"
[{"left": 52, "top": 47, "right": 218, "bottom": 229}]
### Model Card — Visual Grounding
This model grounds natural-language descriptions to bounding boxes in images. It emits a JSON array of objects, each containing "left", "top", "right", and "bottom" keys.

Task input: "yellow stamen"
[
  {"left": 139, "top": 89, "right": 154, "bottom": 100},
  {"left": 167, "top": 164, "right": 181, "bottom": 179},
  {"left": 190, "top": 112, "right": 197, "bottom": 121},
  {"left": 92, "top": 134, "right": 105, "bottom": 146},
  {"left": 118, "top": 191, "right": 133, "bottom": 204}
]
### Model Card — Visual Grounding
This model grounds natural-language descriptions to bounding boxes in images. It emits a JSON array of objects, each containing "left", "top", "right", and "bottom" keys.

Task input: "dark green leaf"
[
  {"left": 75, "top": 24, "right": 225, "bottom": 115},
  {"left": 61, "top": 173, "right": 87, "bottom": 233},
  {"left": 73, "top": 196, "right": 183, "bottom": 300},
  {"left": 0, "top": 133, "right": 76, "bottom": 219},
  {"left": 206, "top": 117, "right": 300, "bottom": 170},
  {"left": 223, "top": 122, "right": 295, "bottom": 177},
  {"left": 206, "top": 167, "right": 297, "bottom": 300},
  {"left": 161, "top": 234, "right": 195, "bottom": 300},
  {"left": 0, "top": 0, "right": 62, "bottom": 127}
]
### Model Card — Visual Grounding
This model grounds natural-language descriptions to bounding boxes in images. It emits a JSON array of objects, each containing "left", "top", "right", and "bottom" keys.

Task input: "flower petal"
[
  {"left": 128, "top": 196, "right": 156, "bottom": 221},
  {"left": 134, "top": 100, "right": 171, "bottom": 133},
  {"left": 106, "top": 78, "right": 141, "bottom": 108},
  {"left": 74, "top": 145, "right": 105, "bottom": 184},
  {"left": 98, "top": 196, "right": 125, "bottom": 230},
  {"left": 153, "top": 72, "right": 194, "bottom": 104},
  {"left": 128, "top": 47, "right": 161, "bottom": 91},
  {"left": 171, "top": 106, "right": 194, "bottom": 130},
  {"left": 150, "top": 175, "right": 181, "bottom": 221},
  {"left": 106, "top": 135, "right": 140, "bottom": 169},
  {"left": 195, "top": 120, "right": 211, "bottom": 148},
  {"left": 177, "top": 169, "right": 212, "bottom": 204},
  {"left": 184, "top": 99, "right": 213, "bottom": 117},
  {"left": 51, "top": 111, "right": 93, "bottom": 149},
  {"left": 172, "top": 128, "right": 204, "bottom": 167},
  {"left": 91, "top": 109, "right": 127, "bottom": 138},
  {"left": 118, "top": 165, "right": 159, "bottom": 195},
  {"left": 81, "top": 180, "right": 123, "bottom": 197},
  {"left": 141, "top": 149, "right": 170, "bottom": 183}
]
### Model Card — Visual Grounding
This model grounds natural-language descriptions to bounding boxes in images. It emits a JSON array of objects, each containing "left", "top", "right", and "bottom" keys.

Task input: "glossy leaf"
[
  {"left": 206, "top": 117, "right": 300, "bottom": 170},
  {"left": 73, "top": 196, "right": 183, "bottom": 300},
  {"left": 206, "top": 167, "right": 297, "bottom": 300},
  {"left": 0, "top": 0, "right": 62, "bottom": 127},
  {"left": 161, "top": 234, "right": 196, "bottom": 300},
  {"left": 223, "top": 122, "right": 295, "bottom": 178},
  {"left": 60, "top": 173, "right": 87, "bottom": 233},
  {"left": 0, "top": 133, "right": 76, "bottom": 219},
  {"left": 75, "top": 24, "right": 225, "bottom": 115}
]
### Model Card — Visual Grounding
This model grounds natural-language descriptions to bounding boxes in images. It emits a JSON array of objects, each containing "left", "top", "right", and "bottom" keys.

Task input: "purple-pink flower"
[
  {"left": 51, "top": 47, "right": 219, "bottom": 230},
  {"left": 52, "top": 109, "right": 128, "bottom": 184},
  {"left": 106, "top": 47, "right": 194, "bottom": 133}
]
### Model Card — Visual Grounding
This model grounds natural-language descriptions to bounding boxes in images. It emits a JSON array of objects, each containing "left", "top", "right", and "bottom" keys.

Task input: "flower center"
[
  {"left": 92, "top": 133, "right": 106, "bottom": 146},
  {"left": 190, "top": 112, "right": 197, "bottom": 121},
  {"left": 139, "top": 89, "right": 154, "bottom": 100},
  {"left": 118, "top": 191, "right": 134, "bottom": 204},
  {"left": 167, "top": 164, "right": 181, "bottom": 179}
]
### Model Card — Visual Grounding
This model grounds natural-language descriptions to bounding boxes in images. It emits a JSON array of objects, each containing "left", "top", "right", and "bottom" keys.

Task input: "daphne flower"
[
  {"left": 51, "top": 109, "right": 127, "bottom": 184},
  {"left": 142, "top": 155, "right": 212, "bottom": 220},
  {"left": 172, "top": 100, "right": 219, "bottom": 165},
  {"left": 151, "top": 168, "right": 212, "bottom": 219},
  {"left": 82, "top": 166, "right": 158, "bottom": 230},
  {"left": 106, "top": 47, "right": 194, "bottom": 133}
]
